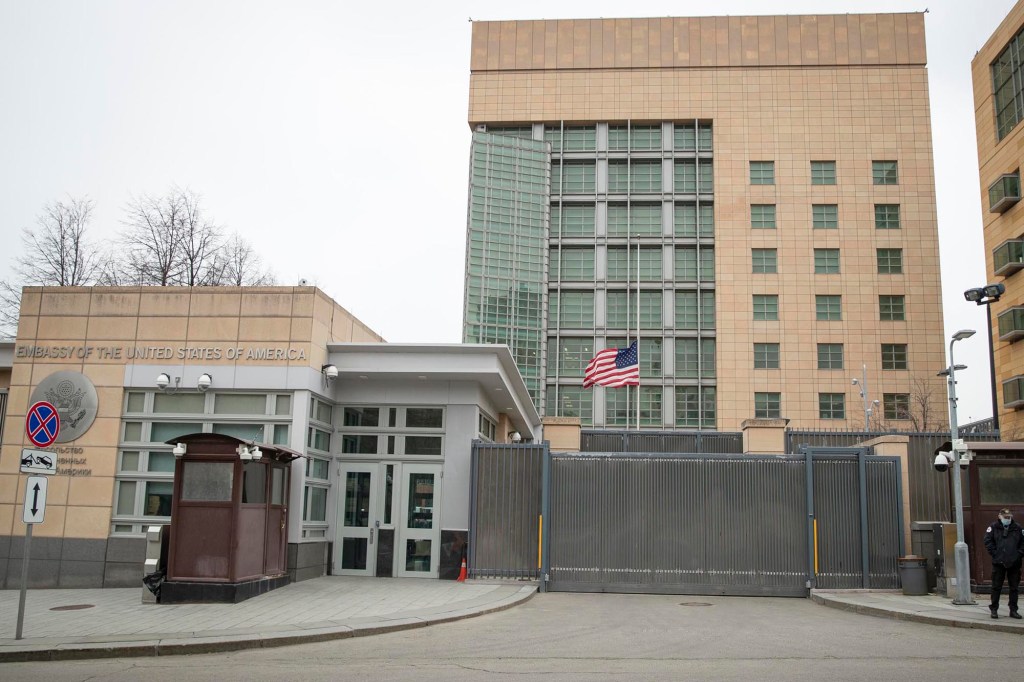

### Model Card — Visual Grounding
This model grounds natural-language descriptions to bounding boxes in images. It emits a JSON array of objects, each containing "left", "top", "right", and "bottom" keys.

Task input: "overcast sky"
[{"left": 0, "top": 0, "right": 1017, "bottom": 423}]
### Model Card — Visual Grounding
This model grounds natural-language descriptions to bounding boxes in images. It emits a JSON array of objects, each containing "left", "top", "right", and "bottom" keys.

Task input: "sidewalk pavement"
[
  {"left": 812, "top": 589, "right": 1024, "bottom": 634},
  {"left": 0, "top": 576, "right": 535, "bottom": 662}
]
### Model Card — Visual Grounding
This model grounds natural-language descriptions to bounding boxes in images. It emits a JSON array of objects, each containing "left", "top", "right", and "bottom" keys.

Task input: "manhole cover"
[
  {"left": 50, "top": 604, "right": 94, "bottom": 611},
  {"left": 679, "top": 602, "right": 713, "bottom": 607}
]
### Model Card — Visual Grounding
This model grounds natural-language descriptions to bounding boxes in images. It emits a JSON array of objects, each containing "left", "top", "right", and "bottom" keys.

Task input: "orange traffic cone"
[{"left": 457, "top": 556, "right": 467, "bottom": 582}]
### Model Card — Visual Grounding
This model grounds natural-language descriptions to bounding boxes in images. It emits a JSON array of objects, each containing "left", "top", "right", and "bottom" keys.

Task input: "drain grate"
[
  {"left": 50, "top": 604, "right": 95, "bottom": 611},
  {"left": 679, "top": 602, "right": 713, "bottom": 607}
]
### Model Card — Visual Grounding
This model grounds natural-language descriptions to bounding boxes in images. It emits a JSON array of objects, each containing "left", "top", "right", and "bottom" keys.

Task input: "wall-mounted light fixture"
[
  {"left": 197, "top": 373, "right": 213, "bottom": 392},
  {"left": 172, "top": 442, "right": 187, "bottom": 458}
]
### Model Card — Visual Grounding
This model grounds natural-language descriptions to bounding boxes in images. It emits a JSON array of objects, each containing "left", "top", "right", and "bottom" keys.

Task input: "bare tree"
[
  {"left": 0, "top": 280, "right": 20, "bottom": 338},
  {"left": 209, "top": 234, "right": 276, "bottom": 286},
  {"left": 113, "top": 188, "right": 223, "bottom": 286},
  {"left": 873, "top": 375, "right": 948, "bottom": 432}
]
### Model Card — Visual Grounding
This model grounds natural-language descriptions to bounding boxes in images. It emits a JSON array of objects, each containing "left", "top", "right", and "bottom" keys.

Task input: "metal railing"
[{"left": 580, "top": 430, "right": 743, "bottom": 454}]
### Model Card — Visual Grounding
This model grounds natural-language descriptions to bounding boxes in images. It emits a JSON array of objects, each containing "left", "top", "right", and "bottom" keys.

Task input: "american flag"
[{"left": 583, "top": 341, "right": 640, "bottom": 388}]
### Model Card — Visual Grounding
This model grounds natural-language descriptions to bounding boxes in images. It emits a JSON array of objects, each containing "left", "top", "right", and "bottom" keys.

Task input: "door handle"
[{"left": 370, "top": 526, "right": 375, "bottom": 545}]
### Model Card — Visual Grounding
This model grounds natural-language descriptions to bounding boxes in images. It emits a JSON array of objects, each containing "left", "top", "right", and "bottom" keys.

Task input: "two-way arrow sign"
[{"left": 23, "top": 476, "right": 47, "bottom": 524}]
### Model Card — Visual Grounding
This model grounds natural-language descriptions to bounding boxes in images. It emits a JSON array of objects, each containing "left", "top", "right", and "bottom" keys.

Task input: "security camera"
[
  {"left": 510, "top": 431, "right": 522, "bottom": 443},
  {"left": 324, "top": 365, "right": 339, "bottom": 380},
  {"left": 156, "top": 373, "right": 170, "bottom": 390},
  {"left": 934, "top": 453, "right": 952, "bottom": 473},
  {"left": 197, "top": 373, "right": 213, "bottom": 392}
]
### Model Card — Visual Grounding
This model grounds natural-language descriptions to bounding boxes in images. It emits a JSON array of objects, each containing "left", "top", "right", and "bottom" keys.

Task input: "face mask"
[{"left": 1001, "top": 517, "right": 1012, "bottom": 527}]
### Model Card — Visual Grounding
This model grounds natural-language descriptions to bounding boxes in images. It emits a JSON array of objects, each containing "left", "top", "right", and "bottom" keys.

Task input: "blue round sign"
[{"left": 26, "top": 401, "right": 60, "bottom": 448}]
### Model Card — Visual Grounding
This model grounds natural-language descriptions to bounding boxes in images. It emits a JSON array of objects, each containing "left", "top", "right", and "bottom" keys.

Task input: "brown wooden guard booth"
[
  {"left": 161, "top": 433, "right": 300, "bottom": 603},
  {"left": 936, "top": 441, "right": 1024, "bottom": 593}
]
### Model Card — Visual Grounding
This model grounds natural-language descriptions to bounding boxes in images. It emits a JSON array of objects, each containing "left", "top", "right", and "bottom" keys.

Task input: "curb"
[
  {"left": 810, "top": 592, "right": 1024, "bottom": 635},
  {"left": 0, "top": 585, "right": 536, "bottom": 663}
]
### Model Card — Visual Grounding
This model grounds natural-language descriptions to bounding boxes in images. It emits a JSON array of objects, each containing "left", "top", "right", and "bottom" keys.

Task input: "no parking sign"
[{"left": 26, "top": 401, "right": 60, "bottom": 448}]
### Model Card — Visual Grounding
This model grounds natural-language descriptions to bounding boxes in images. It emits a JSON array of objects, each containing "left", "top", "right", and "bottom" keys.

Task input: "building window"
[
  {"left": 609, "top": 336, "right": 664, "bottom": 378},
  {"left": 552, "top": 161, "right": 596, "bottom": 194},
  {"left": 877, "top": 248, "right": 903, "bottom": 274},
  {"left": 883, "top": 393, "right": 910, "bottom": 420},
  {"left": 478, "top": 413, "right": 497, "bottom": 441},
  {"left": 551, "top": 204, "right": 596, "bottom": 238},
  {"left": 544, "top": 125, "right": 597, "bottom": 152},
  {"left": 546, "top": 386, "right": 594, "bottom": 424},
  {"left": 817, "top": 343, "right": 844, "bottom": 370},
  {"left": 675, "top": 338, "right": 715, "bottom": 378},
  {"left": 994, "top": 239, "right": 1024, "bottom": 276},
  {"left": 608, "top": 124, "right": 662, "bottom": 151},
  {"left": 752, "top": 248, "right": 777, "bottom": 274},
  {"left": 549, "top": 291, "right": 594, "bottom": 328},
  {"left": 753, "top": 294, "right": 779, "bottom": 321},
  {"left": 606, "top": 290, "right": 662, "bottom": 329},
  {"left": 548, "top": 337, "right": 594, "bottom": 377},
  {"left": 674, "top": 246, "right": 715, "bottom": 282},
  {"left": 755, "top": 392, "right": 781, "bottom": 418},
  {"left": 815, "top": 295, "right": 841, "bottom": 321},
  {"left": 879, "top": 295, "right": 906, "bottom": 321},
  {"left": 814, "top": 248, "right": 840, "bottom": 274},
  {"left": 674, "top": 160, "right": 713, "bottom": 193},
  {"left": 750, "top": 161, "right": 775, "bottom": 185},
  {"left": 990, "top": 172, "right": 1021, "bottom": 213},
  {"left": 303, "top": 457, "right": 330, "bottom": 524},
  {"left": 608, "top": 246, "right": 662, "bottom": 281},
  {"left": 811, "top": 161, "right": 836, "bottom": 185},
  {"left": 812, "top": 204, "right": 838, "bottom": 229},
  {"left": 608, "top": 160, "right": 662, "bottom": 193},
  {"left": 1002, "top": 375, "right": 1024, "bottom": 409},
  {"left": 675, "top": 290, "right": 715, "bottom": 330},
  {"left": 881, "top": 343, "right": 908, "bottom": 370},
  {"left": 674, "top": 203, "right": 714, "bottom": 238},
  {"left": 997, "top": 306, "right": 1024, "bottom": 342},
  {"left": 550, "top": 247, "right": 595, "bottom": 281},
  {"left": 874, "top": 204, "right": 901, "bottom": 229},
  {"left": 751, "top": 204, "right": 776, "bottom": 229},
  {"left": 818, "top": 393, "right": 846, "bottom": 419},
  {"left": 675, "top": 386, "right": 716, "bottom": 429},
  {"left": 674, "top": 122, "right": 713, "bottom": 152},
  {"left": 993, "top": 30, "right": 1024, "bottom": 140},
  {"left": 608, "top": 203, "right": 662, "bottom": 237},
  {"left": 754, "top": 342, "right": 780, "bottom": 369},
  {"left": 872, "top": 160, "right": 898, "bottom": 185}
]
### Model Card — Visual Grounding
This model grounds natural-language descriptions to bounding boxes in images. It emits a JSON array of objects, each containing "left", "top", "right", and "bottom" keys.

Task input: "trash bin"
[{"left": 898, "top": 556, "right": 928, "bottom": 596}]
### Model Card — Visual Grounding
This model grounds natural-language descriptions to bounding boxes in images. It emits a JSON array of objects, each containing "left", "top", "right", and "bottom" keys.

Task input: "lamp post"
[
  {"left": 851, "top": 365, "right": 880, "bottom": 430},
  {"left": 943, "top": 329, "right": 977, "bottom": 605},
  {"left": 964, "top": 283, "right": 1005, "bottom": 431}
]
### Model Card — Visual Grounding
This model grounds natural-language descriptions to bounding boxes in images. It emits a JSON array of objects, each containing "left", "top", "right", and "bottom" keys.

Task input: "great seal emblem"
[{"left": 29, "top": 371, "right": 98, "bottom": 443}]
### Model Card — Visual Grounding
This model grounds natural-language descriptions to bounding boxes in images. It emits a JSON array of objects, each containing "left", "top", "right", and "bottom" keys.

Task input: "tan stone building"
[
  {"left": 463, "top": 13, "right": 947, "bottom": 432},
  {"left": 974, "top": 1, "right": 1024, "bottom": 438},
  {"left": 0, "top": 287, "right": 539, "bottom": 587}
]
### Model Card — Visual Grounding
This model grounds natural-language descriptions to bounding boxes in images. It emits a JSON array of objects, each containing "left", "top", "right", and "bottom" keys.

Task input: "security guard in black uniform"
[{"left": 983, "top": 508, "right": 1024, "bottom": 619}]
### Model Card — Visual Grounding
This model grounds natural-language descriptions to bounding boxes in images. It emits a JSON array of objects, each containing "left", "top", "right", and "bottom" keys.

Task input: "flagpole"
[{"left": 635, "top": 234, "right": 640, "bottom": 431}]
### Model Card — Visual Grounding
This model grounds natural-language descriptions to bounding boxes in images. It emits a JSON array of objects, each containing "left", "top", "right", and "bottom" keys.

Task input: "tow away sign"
[
  {"left": 23, "top": 476, "right": 47, "bottom": 524},
  {"left": 20, "top": 448, "right": 57, "bottom": 475}
]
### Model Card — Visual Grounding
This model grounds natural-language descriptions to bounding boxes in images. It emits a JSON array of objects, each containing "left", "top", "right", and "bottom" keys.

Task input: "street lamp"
[
  {"left": 943, "top": 328, "right": 977, "bottom": 605},
  {"left": 850, "top": 365, "right": 879, "bottom": 430},
  {"left": 964, "top": 283, "right": 1005, "bottom": 431}
]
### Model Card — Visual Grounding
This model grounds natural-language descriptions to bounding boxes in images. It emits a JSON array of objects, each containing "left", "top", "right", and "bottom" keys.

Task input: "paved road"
[{"left": 2, "top": 592, "right": 1021, "bottom": 681}]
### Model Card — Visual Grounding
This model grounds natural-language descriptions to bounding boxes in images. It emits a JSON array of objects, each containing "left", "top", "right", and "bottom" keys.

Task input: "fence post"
[
  {"left": 540, "top": 442, "right": 551, "bottom": 592},
  {"left": 858, "top": 447, "right": 870, "bottom": 588},
  {"left": 468, "top": 442, "right": 479, "bottom": 579},
  {"left": 804, "top": 447, "right": 816, "bottom": 590}
]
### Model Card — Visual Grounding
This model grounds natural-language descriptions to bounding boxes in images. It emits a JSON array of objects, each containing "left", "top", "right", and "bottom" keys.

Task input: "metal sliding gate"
[{"left": 470, "top": 444, "right": 904, "bottom": 597}]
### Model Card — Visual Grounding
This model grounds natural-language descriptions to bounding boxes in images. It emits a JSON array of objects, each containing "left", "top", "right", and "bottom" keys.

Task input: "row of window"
[
  {"left": 545, "top": 384, "right": 717, "bottom": 428},
  {"left": 549, "top": 202, "right": 715, "bottom": 239},
  {"left": 755, "top": 391, "right": 911, "bottom": 420},
  {"left": 496, "top": 122, "right": 714, "bottom": 153},
  {"left": 749, "top": 203, "right": 901, "bottom": 229},
  {"left": 754, "top": 248, "right": 904, "bottom": 275},
  {"left": 552, "top": 160, "right": 714, "bottom": 194},
  {"left": 749, "top": 160, "right": 898, "bottom": 186},
  {"left": 548, "top": 290, "right": 714, "bottom": 329},
  {"left": 993, "top": 27, "right": 1024, "bottom": 141},
  {"left": 754, "top": 342, "right": 909, "bottom": 370},
  {"left": 752, "top": 294, "right": 905, "bottom": 322}
]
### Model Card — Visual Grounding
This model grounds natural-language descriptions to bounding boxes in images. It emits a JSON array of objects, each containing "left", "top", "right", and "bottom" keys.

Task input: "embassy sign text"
[{"left": 15, "top": 345, "right": 309, "bottom": 361}]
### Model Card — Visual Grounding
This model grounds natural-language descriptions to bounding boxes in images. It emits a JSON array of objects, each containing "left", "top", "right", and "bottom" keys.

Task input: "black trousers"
[{"left": 990, "top": 562, "right": 1021, "bottom": 612}]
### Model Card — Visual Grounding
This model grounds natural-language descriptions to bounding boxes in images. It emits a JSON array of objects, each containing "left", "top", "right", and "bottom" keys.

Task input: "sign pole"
[{"left": 15, "top": 523, "right": 33, "bottom": 640}]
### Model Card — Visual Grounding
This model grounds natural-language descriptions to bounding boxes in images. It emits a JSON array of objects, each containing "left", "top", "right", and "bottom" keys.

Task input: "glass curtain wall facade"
[
  {"left": 463, "top": 132, "right": 550, "bottom": 405},
  {"left": 467, "top": 121, "right": 716, "bottom": 428}
]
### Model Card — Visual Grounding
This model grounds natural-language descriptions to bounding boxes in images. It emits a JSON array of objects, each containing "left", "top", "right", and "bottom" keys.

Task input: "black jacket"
[{"left": 983, "top": 518, "right": 1024, "bottom": 567}]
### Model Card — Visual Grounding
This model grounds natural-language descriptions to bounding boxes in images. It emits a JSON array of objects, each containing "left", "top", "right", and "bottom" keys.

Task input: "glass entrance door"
[
  {"left": 334, "top": 463, "right": 379, "bottom": 576},
  {"left": 396, "top": 464, "right": 442, "bottom": 578}
]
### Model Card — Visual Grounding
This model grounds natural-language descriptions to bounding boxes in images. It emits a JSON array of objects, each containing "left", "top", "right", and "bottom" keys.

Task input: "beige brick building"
[
  {"left": 463, "top": 14, "right": 947, "bottom": 432},
  {"left": 974, "top": 1, "right": 1024, "bottom": 438}
]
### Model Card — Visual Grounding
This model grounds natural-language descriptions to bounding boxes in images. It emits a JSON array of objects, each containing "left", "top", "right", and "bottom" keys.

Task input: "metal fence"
[
  {"left": 786, "top": 430, "right": 999, "bottom": 523},
  {"left": 581, "top": 430, "right": 743, "bottom": 454},
  {"left": 468, "top": 441, "right": 546, "bottom": 579}
]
